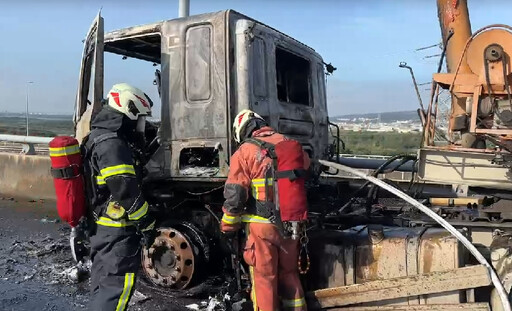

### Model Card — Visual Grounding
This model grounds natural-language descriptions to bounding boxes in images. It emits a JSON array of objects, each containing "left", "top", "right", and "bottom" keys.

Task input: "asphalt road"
[{"left": 0, "top": 199, "right": 223, "bottom": 311}]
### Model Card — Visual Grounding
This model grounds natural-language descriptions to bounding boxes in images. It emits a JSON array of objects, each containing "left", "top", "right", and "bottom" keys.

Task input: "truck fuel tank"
[{"left": 307, "top": 225, "right": 469, "bottom": 306}]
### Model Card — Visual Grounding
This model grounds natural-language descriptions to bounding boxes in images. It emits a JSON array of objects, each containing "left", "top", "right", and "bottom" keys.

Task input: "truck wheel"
[{"left": 141, "top": 222, "right": 208, "bottom": 289}]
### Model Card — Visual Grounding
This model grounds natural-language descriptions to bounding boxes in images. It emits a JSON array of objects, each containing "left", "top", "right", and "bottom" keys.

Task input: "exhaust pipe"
[{"left": 179, "top": 0, "right": 190, "bottom": 18}]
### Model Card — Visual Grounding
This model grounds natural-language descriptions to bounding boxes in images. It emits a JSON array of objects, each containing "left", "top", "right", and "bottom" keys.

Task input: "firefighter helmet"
[
  {"left": 233, "top": 109, "right": 265, "bottom": 143},
  {"left": 106, "top": 83, "right": 153, "bottom": 121}
]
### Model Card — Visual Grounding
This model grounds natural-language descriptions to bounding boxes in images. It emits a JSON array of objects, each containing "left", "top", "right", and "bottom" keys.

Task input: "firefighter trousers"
[
  {"left": 243, "top": 222, "right": 307, "bottom": 311},
  {"left": 90, "top": 224, "right": 141, "bottom": 311}
]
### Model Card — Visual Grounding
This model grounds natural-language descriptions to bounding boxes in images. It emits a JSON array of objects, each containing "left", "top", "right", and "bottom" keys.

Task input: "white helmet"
[
  {"left": 233, "top": 109, "right": 265, "bottom": 143},
  {"left": 106, "top": 83, "right": 153, "bottom": 121}
]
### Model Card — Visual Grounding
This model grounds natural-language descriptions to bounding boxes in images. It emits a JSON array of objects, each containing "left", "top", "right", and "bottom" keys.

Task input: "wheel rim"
[{"left": 142, "top": 227, "right": 195, "bottom": 289}]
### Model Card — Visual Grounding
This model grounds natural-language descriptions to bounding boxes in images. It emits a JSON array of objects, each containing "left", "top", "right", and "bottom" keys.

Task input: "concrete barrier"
[{"left": 0, "top": 153, "right": 55, "bottom": 200}]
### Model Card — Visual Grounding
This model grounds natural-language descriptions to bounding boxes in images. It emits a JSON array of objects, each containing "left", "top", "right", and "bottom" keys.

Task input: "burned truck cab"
[
  {"left": 74, "top": 10, "right": 330, "bottom": 185},
  {"left": 162, "top": 11, "right": 329, "bottom": 182},
  {"left": 73, "top": 9, "right": 331, "bottom": 289}
]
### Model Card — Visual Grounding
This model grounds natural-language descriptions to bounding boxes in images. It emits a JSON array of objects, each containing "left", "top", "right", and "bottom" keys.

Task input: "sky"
[{"left": 0, "top": 0, "right": 511, "bottom": 116}]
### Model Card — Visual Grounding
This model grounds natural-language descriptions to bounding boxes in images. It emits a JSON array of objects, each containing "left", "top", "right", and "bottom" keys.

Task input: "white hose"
[{"left": 319, "top": 160, "right": 511, "bottom": 311}]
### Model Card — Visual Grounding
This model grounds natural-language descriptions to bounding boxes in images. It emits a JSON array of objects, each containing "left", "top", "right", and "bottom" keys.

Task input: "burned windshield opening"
[
  {"left": 102, "top": 33, "right": 162, "bottom": 119},
  {"left": 104, "top": 34, "right": 161, "bottom": 64}
]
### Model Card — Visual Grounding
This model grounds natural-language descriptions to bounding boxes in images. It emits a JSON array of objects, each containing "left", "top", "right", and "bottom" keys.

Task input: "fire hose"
[{"left": 319, "top": 159, "right": 512, "bottom": 311}]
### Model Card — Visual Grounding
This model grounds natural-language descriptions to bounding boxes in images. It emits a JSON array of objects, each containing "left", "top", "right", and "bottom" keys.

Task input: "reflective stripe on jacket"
[
  {"left": 88, "top": 129, "right": 149, "bottom": 225},
  {"left": 250, "top": 178, "right": 273, "bottom": 201}
]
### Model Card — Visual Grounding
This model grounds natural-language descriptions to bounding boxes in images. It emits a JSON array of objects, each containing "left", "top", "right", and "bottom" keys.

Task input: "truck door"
[
  {"left": 74, "top": 13, "right": 104, "bottom": 144},
  {"left": 234, "top": 20, "right": 272, "bottom": 119},
  {"left": 234, "top": 18, "right": 328, "bottom": 161},
  {"left": 161, "top": 12, "right": 230, "bottom": 178}
]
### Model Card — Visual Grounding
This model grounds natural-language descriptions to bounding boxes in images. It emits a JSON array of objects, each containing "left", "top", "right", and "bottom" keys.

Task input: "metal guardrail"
[
  {"left": 0, "top": 136, "right": 411, "bottom": 184},
  {"left": 0, "top": 134, "right": 53, "bottom": 144},
  {"left": 0, "top": 134, "right": 52, "bottom": 155}
]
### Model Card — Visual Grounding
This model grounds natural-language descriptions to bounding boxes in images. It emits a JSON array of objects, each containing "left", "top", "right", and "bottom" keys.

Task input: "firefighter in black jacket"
[{"left": 83, "top": 83, "right": 155, "bottom": 311}]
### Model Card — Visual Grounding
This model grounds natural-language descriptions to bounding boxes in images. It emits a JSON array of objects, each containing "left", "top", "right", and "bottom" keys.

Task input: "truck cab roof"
[{"left": 103, "top": 10, "right": 319, "bottom": 65}]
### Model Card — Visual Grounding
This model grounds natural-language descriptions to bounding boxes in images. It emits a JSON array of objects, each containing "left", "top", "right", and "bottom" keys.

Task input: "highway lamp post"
[{"left": 26, "top": 81, "right": 34, "bottom": 136}]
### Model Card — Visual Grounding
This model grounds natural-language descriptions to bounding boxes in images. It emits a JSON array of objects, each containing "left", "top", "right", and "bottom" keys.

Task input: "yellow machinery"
[{"left": 419, "top": 0, "right": 512, "bottom": 191}]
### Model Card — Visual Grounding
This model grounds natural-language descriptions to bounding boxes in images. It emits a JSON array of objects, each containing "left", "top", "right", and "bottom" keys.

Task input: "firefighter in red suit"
[{"left": 221, "top": 109, "right": 309, "bottom": 311}]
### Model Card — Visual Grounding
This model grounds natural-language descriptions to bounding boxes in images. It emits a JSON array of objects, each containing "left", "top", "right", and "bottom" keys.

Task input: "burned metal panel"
[
  {"left": 490, "top": 233, "right": 512, "bottom": 311},
  {"left": 418, "top": 148, "right": 512, "bottom": 190},
  {"left": 74, "top": 13, "right": 104, "bottom": 144},
  {"left": 307, "top": 226, "right": 468, "bottom": 306},
  {"left": 162, "top": 12, "right": 228, "bottom": 140},
  {"left": 317, "top": 63, "right": 327, "bottom": 110},
  {"left": 103, "top": 22, "right": 162, "bottom": 63},
  {"left": 233, "top": 19, "right": 271, "bottom": 124},
  {"left": 278, "top": 119, "right": 313, "bottom": 138},
  {"left": 354, "top": 227, "right": 410, "bottom": 306},
  {"left": 104, "top": 22, "right": 162, "bottom": 42},
  {"left": 234, "top": 17, "right": 328, "bottom": 162},
  {"left": 160, "top": 11, "right": 229, "bottom": 178},
  {"left": 185, "top": 25, "right": 212, "bottom": 102},
  {"left": 307, "top": 265, "right": 490, "bottom": 309},
  {"left": 307, "top": 237, "right": 352, "bottom": 289},
  {"left": 418, "top": 229, "right": 466, "bottom": 304},
  {"left": 252, "top": 37, "right": 268, "bottom": 98},
  {"left": 159, "top": 27, "right": 172, "bottom": 178},
  {"left": 232, "top": 23, "right": 270, "bottom": 137}
]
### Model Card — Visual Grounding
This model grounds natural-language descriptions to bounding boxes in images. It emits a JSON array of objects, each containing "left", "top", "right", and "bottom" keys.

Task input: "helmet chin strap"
[
  {"left": 118, "top": 115, "right": 147, "bottom": 158},
  {"left": 133, "top": 116, "right": 148, "bottom": 156},
  {"left": 136, "top": 116, "right": 146, "bottom": 134}
]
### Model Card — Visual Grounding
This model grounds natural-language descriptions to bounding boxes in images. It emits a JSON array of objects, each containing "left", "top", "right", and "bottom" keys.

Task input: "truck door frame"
[{"left": 74, "top": 12, "right": 104, "bottom": 144}]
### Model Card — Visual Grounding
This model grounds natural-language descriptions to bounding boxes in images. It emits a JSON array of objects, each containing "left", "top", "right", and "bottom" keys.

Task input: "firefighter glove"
[{"left": 135, "top": 213, "right": 157, "bottom": 248}]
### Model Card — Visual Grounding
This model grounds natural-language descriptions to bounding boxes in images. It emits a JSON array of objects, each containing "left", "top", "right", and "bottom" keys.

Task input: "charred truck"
[
  {"left": 73, "top": 10, "right": 332, "bottom": 290},
  {"left": 70, "top": 5, "right": 512, "bottom": 310}
]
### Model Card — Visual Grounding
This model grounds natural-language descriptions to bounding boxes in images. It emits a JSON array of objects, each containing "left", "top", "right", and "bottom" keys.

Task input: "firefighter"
[
  {"left": 83, "top": 83, "right": 156, "bottom": 311},
  {"left": 221, "top": 109, "right": 309, "bottom": 311}
]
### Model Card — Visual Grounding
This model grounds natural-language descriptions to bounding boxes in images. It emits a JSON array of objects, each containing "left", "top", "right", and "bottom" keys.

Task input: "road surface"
[{"left": 0, "top": 198, "right": 225, "bottom": 311}]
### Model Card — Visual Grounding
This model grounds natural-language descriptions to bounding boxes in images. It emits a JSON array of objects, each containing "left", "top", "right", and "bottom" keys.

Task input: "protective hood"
[
  {"left": 90, "top": 106, "right": 148, "bottom": 164},
  {"left": 240, "top": 118, "right": 268, "bottom": 142},
  {"left": 252, "top": 126, "right": 275, "bottom": 138},
  {"left": 91, "top": 106, "right": 124, "bottom": 132}
]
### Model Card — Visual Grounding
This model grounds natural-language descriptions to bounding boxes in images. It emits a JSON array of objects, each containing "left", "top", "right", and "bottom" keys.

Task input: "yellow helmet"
[{"left": 232, "top": 109, "right": 265, "bottom": 143}]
